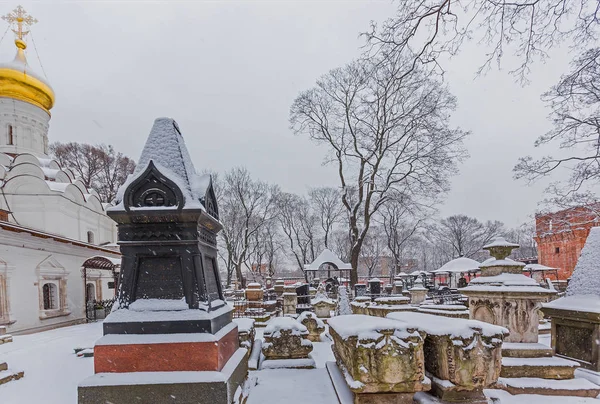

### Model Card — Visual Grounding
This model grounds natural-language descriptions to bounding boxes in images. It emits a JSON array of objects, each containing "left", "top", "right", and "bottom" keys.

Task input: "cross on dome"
[{"left": 2, "top": 5, "right": 37, "bottom": 49}]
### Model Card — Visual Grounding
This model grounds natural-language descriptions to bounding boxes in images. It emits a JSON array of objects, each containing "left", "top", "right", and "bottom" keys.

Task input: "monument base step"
[
  {"left": 0, "top": 369, "right": 24, "bottom": 385},
  {"left": 497, "top": 377, "right": 600, "bottom": 397},
  {"left": 326, "top": 361, "right": 430, "bottom": 404},
  {"left": 501, "top": 356, "right": 579, "bottom": 379},
  {"left": 502, "top": 342, "right": 553, "bottom": 358},
  {"left": 78, "top": 348, "right": 248, "bottom": 404},
  {"left": 428, "top": 375, "right": 487, "bottom": 403},
  {"left": 94, "top": 322, "right": 238, "bottom": 373},
  {"left": 260, "top": 357, "right": 315, "bottom": 370}
]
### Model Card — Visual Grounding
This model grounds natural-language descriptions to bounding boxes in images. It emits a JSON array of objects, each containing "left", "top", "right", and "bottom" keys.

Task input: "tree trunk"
[
  {"left": 235, "top": 263, "right": 246, "bottom": 289},
  {"left": 350, "top": 246, "right": 360, "bottom": 287}
]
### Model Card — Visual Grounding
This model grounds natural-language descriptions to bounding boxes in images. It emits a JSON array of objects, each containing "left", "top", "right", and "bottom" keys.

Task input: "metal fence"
[{"left": 85, "top": 298, "right": 116, "bottom": 322}]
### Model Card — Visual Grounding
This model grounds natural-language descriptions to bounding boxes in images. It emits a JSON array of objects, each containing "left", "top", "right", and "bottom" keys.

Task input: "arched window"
[
  {"left": 42, "top": 283, "right": 57, "bottom": 310},
  {"left": 87, "top": 231, "right": 95, "bottom": 244},
  {"left": 7, "top": 125, "right": 13, "bottom": 145},
  {"left": 86, "top": 283, "right": 96, "bottom": 303}
]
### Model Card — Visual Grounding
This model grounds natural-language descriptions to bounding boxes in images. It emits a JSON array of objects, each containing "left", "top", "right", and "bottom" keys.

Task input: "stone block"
[
  {"left": 233, "top": 318, "right": 255, "bottom": 351},
  {"left": 261, "top": 317, "right": 313, "bottom": 360},
  {"left": 351, "top": 297, "right": 371, "bottom": 315},
  {"left": 297, "top": 311, "right": 325, "bottom": 342},
  {"left": 79, "top": 348, "right": 248, "bottom": 404},
  {"left": 387, "top": 311, "right": 507, "bottom": 401},
  {"left": 367, "top": 296, "right": 416, "bottom": 318},
  {"left": 245, "top": 283, "right": 264, "bottom": 302},
  {"left": 328, "top": 315, "right": 428, "bottom": 394},
  {"left": 312, "top": 299, "right": 336, "bottom": 318},
  {"left": 274, "top": 279, "right": 285, "bottom": 296},
  {"left": 542, "top": 298, "right": 600, "bottom": 372},
  {"left": 282, "top": 286, "right": 297, "bottom": 316}
]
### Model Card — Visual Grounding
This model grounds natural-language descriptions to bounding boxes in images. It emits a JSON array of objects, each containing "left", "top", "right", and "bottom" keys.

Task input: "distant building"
[{"left": 535, "top": 205, "right": 600, "bottom": 279}]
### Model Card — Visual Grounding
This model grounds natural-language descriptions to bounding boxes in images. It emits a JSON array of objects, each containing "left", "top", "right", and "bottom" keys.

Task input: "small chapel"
[{"left": 0, "top": 6, "right": 120, "bottom": 333}]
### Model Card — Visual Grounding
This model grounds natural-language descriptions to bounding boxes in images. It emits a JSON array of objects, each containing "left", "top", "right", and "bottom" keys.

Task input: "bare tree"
[
  {"left": 217, "top": 167, "right": 278, "bottom": 288},
  {"left": 290, "top": 52, "right": 467, "bottom": 286},
  {"left": 245, "top": 220, "right": 281, "bottom": 281},
  {"left": 330, "top": 229, "right": 352, "bottom": 263},
  {"left": 378, "top": 196, "right": 424, "bottom": 279},
  {"left": 50, "top": 142, "right": 135, "bottom": 203},
  {"left": 431, "top": 215, "right": 505, "bottom": 260},
  {"left": 359, "top": 229, "right": 386, "bottom": 278},
  {"left": 96, "top": 145, "right": 136, "bottom": 203},
  {"left": 368, "top": 1, "right": 600, "bottom": 206},
  {"left": 308, "top": 187, "right": 345, "bottom": 249},
  {"left": 366, "top": 0, "right": 600, "bottom": 82},
  {"left": 50, "top": 142, "right": 105, "bottom": 190},
  {"left": 515, "top": 48, "right": 600, "bottom": 207},
  {"left": 277, "top": 192, "right": 320, "bottom": 279},
  {"left": 506, "top": 220, "right": 538, "bottom": 260}
]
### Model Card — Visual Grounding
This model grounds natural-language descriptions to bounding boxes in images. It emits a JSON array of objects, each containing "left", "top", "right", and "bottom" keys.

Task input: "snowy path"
[
  {"left": 0, "top": 322, "right": 101, "bottom": 404},
  {"left": 247, "top": 368, "right": 339, "bottom": 404}
]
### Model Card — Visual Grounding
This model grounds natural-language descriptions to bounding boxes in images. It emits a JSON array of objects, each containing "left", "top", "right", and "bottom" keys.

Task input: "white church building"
[{"left": 0, "top": 6, "right": 120, "bottom": 333}]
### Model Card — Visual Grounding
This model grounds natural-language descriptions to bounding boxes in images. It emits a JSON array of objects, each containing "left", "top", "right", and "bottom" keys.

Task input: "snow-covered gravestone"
[
  {"left": 261, "top": 317, "right": 315, "bottom": 369},
  {"left": 327, "top": 315, "right": 430, "bottom": 403},
  {"left": 312, "top": 283, "right": 336, "bottom": 318},
  {"left": 78, "top": 118, "right": 247, "bottom": 404},
  {"left": 543, "top": 226, "right": 600, "bottom": 372},
  {"left": 462, "top": 237, "right": 555, "bottom": 343}
]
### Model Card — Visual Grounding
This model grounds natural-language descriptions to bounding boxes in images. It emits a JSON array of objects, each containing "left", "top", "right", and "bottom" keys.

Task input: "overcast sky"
[{"left": 1, "top": 1, "right": 572, "bottom": 228}]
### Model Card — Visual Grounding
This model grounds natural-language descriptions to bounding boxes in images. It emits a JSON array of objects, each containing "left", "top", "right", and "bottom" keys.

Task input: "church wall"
[
  {"left": 5, "top": 192, "right": 116, "bottom": 244},
  {"left": 0, "top": 227, "right": 119, "bottom": 333},
  {"left": 0, "top": 98, "right": 50, "bottom": 157}
]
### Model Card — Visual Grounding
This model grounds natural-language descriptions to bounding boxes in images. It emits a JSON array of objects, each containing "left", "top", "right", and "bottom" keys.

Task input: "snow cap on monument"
[
  {"left": 566, "top": 226, "right": 600, "bottom": 297},
  {"left": 112, "top": 117, "right": 214, "bottom": 211}
]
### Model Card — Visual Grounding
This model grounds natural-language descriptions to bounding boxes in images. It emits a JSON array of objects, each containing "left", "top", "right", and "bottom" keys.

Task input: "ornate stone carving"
[
  {"left": 261, "top": 317, "right": 313, "bottom": 360},
  {"left": 298, "top": 311, "right": 325, "bottom": 342},
  {"left": 329, "top": 315, "right": 429, "bottom": 395}
]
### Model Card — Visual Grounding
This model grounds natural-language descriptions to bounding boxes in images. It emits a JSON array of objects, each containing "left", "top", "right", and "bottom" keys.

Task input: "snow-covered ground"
[
  {"left": 0, "top": 322, "right": 101, "bottom": 403},
  {"left": 0, "top": 321, "right": 598, "bottom": 403}
]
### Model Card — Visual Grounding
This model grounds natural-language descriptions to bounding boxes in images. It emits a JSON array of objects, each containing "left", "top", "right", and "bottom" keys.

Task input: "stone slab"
[
  {"left": 94, "top": 324, "right": 239, "bottom": 373},
  {"left": 79, "top": 348, "right": 248, "bottom": 404},
  {"left": 326, "top": 362, "right": 422, "bottom": 404},
  {"left": 502, "top": 342, "right": 553, "bottom": 358},
  {"left": 102, "top": 306, "right": 232, "bottom": 335},
  {"left": 0, "top": 369, "right": 24, "bottom": 386},
  {"left": 497, "top": 377, "right": 600, "bottom": 397},
  {"left": 501, "top": 356, "right": 579, "bottom": 379},
  {"left": 429, "top": 375, "right": 487, "bottom": 403}
]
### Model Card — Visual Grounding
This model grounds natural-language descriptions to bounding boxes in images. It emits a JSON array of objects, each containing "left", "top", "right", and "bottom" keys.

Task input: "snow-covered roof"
[
  {"left": 523, "top": 263, "right": 558, "bottom": 272},
  {"left": 304, "top": 249, "right": 352, "bottom": 271},
  {"left": 433, "top": 257, "right": 481, "bottom": 274},
  {"left": 112, "top": 118, "right": 214, "bottom": 211},
  {"left": 566, "top": 226, "right": 600, "bottom": 297}
]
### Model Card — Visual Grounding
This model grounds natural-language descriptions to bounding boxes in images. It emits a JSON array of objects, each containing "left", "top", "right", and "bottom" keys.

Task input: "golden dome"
[{"left": 0, "top": 39, "right": 55, "bottom": 114}]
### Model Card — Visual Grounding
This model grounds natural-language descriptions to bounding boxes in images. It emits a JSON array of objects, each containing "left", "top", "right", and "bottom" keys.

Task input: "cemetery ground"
[{"left": 1, "top": 321, "right": 599, "bottom": 404}]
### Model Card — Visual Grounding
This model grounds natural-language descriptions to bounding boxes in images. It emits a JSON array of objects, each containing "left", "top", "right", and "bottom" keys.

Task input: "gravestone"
[
  {"left": 296, "top": 284, "right": 310, "bottom": 305},
  {"left": 354, "top": 284, "right": 367, "bottom": 297},
  {"left": 78, "top": 118, "right": 247, "bottom": 404},
  {"left": 368, "top": 278, "right": 381, "bottom": 296}
]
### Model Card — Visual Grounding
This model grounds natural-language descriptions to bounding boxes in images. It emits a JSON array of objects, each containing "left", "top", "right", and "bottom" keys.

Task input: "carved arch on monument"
[
  {"left": 124, "top": 161, "right": 184, "bottom": 211},
  {"left": 473, "top": 304, "right": 495, "bottom": 324}
]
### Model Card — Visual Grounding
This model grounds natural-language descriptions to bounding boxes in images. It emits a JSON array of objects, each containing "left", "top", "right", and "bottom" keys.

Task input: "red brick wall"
[{"left": 535, "top": 206, "right": 600, "bottom": 279}]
